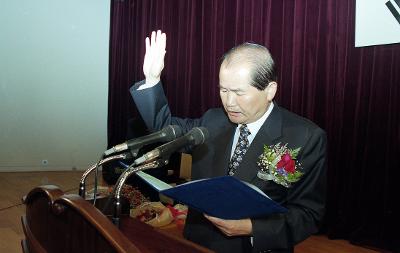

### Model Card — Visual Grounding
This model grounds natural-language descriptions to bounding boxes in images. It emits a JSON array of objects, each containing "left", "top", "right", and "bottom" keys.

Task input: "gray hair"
[{"left": 221, "top": 42, "right": 277, "bottom": 90}]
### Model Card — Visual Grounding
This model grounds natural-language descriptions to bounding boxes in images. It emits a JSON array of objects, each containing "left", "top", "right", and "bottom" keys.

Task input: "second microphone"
[{"left": 133, "top": 127, "right": 209, "bottom": 165}]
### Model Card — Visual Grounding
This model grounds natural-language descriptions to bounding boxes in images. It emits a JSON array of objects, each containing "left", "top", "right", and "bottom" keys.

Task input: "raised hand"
[{"left": 143, "top": 30, "right": 166, "bottom": 86}]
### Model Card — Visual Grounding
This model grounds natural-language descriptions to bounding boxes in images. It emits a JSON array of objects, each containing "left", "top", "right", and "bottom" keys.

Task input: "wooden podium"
[{"left": 21, "top": 185, "right": 214, "bottom": 253}]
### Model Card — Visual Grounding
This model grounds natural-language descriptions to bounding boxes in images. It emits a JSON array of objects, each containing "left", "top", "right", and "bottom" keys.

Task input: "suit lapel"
[
  {"left": 212, "top": 122, "right": 236, "bottom": 177},
  {"left": 234, "top": 105, "right": 283, "bottom": 182}
]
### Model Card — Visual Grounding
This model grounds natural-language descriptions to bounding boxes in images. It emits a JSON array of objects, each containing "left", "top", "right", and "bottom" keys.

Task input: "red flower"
[{"left": 277, "top": 153, "right": 296, "bottom": 173}]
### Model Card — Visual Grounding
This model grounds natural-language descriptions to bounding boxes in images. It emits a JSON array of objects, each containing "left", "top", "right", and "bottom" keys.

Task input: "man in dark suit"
[{"left": 130, "top": 30, "right": 327, "bottom": 253}]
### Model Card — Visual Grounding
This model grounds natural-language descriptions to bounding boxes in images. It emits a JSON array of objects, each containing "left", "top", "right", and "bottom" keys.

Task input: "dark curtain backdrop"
[{"left": 108, "top": 0, "right": 400, "bottom": 252}]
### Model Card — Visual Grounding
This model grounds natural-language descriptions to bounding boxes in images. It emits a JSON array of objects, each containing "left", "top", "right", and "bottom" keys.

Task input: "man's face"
[{"left": 219, "top": 63, "right": 275, "bottom": 124}]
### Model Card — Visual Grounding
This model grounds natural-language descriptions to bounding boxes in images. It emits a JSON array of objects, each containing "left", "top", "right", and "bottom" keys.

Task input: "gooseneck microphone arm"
[
  {"left": 110, "top": 126, "right": 209, "bottom": 226},
  {"left": 112, "top": 159, "right": 167, "bottom": 227},
  {"left": 81, "top": 125, "right": 182, "bottom": 199},
  {"left": 78, "top": 152, "right": 132, "bottom": 198}
]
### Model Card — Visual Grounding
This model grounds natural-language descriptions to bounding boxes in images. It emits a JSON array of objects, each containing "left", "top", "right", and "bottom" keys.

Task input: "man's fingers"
[
  {"left": 205, "top": 216, "right": 231, "bottom": 236},
  {"left": 159, "top": 32, "right": 166, "bottom": 53},
  {"left": 151, "top": 31, "right": 156, "bottom": 47},
  {"left": 148, "top": 30, "right": 166, "bottom": 53},
  {"left": 204, "top": 215, "right": 223, "bottom": 225},
  {"left": 156, "top": 30, "right": 162, "bottom": 43},
  {"left": 145, "top": 37, "right": 150, "bottom": 52}
]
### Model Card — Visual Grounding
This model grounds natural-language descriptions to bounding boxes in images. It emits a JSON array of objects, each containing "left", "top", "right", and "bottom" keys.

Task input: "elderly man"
[{"left": 130, "top": 30, "right": 327, "bottom": 253}]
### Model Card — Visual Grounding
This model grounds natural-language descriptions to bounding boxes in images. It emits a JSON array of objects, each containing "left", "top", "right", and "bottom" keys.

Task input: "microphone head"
[
  {"left": 162, "top": 125, "right": 183, "bottom": 141},
  {"left": 188, "top": 127, "right": 209, "bottom": 145}
]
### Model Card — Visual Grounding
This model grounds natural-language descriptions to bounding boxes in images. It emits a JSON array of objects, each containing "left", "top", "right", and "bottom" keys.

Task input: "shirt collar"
[{"left": 238, "top": 102, "right": 274, "bottom": 137}]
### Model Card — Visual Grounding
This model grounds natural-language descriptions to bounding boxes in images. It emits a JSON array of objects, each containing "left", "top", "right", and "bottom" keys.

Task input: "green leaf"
[{"left": 290, "top": 147, "right": 301, "bottom": 158}]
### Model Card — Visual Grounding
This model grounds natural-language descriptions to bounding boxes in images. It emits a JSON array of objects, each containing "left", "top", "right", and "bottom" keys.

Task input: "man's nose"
[{"left": 226, "top": 92, "right": 236, "bottom": 106}]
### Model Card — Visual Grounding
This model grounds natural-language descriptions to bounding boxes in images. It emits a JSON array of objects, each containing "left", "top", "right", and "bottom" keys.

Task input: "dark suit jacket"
[{"left": 130, "top": 81, "right": 327, "bottom": 253}]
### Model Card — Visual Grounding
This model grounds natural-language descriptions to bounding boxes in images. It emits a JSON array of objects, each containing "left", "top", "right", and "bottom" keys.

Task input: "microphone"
[
  {"left": 104, "top": 125, "right": 183, "bottom": 156},
  {"left": 133, "top": 127, "right": 209, "bottom": 165}
]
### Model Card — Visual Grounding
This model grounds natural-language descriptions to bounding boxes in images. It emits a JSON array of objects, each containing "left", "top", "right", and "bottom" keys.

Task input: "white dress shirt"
[{"left": 230, "top": 102, "right": 274, "bottom": 158}]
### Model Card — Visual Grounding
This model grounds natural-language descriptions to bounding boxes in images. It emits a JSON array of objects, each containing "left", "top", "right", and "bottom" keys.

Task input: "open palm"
[{"left": 143, "top": 30, "right": 166, "bottom": 84}]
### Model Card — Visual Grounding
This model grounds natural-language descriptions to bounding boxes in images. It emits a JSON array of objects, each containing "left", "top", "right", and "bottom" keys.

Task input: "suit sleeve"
[
  {"left": 251, "top": 127, "right": 327, "bottom": 251},
  {"left": 130, "top": 80, "right": 202, "bottom": 133}
]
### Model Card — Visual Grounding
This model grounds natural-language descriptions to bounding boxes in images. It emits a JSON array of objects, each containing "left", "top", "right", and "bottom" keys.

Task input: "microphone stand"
[
  {"left": 112, "top": 158, "right": 168, "bottom": 227},
  {"left": 78, "top": 152, "right": 132, "bottom": 199}
]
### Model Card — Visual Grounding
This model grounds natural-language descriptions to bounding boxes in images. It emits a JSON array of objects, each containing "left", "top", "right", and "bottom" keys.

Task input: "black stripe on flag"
[
  {"left": 386, "top": 1, "right": 400, "bottom": 25},
  {"left": 394, "top": 0, "right": 400, "bottom": 9}
]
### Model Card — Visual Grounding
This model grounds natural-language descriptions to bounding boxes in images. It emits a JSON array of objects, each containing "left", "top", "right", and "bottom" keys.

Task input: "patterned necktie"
[{"left": 228, "top": 124, "right": 251, "bottom": 176}]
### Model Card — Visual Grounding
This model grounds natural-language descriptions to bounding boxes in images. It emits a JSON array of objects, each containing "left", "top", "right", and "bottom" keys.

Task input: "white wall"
[{"left": 0, "top": 0, "right": 110, "bottom": 171}]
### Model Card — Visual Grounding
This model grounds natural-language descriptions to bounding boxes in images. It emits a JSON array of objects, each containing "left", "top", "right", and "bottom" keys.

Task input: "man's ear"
[{"left": 265, "top": 81, "right": 277, "bottom": 101}]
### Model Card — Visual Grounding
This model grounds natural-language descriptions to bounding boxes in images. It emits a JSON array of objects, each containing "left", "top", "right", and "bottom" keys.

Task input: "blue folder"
[{"left": 130, "top": 166, "right": 287, "bottom": 219}]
